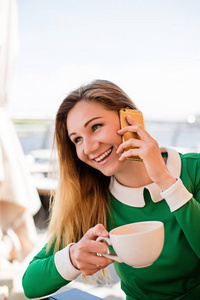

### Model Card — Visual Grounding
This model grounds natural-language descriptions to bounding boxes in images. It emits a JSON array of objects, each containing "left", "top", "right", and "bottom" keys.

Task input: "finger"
[
  {"left": 118, "top": 124, "right": 154, "bottom": 144},
  {"left": 122, "top": 114, "right": 139, "bottom": 126},
  {"left": 95, "top": 256, "right": 113, "bottom": 268},
  {"left": 118, "top": 148, "right": 141, "bottom": 161},
  {"left": 88, "top": 255, "right": 113, "bottom": 268},
  {"left": 81, "top": 262, "right": 109, "bottom": 276},
  {"left": 77, "top": 254, "right": 113, "bottom": 275},
  {"left": 117, "top": 124, "right": 145, "bottom": 135},
  {"left": 117, "top": 114, "right": 140, "bottom": 134},
  {"left": 117, "top": 137, "right": 142, "bottom": 155},
  {"left": 126, "top": 114, "right": 139, "bottom": 125},
  {"left": 86, "top": 224, "right": 108, "bottom": 240},
  {"left": 80, "top": 239, "right": 109, "bottom": 255},
  {"left": 117, "top": 124, "right": 139, "bottom": 135},
  {"left": 78, "top": 261, "right": 102, "bottom": 276}
]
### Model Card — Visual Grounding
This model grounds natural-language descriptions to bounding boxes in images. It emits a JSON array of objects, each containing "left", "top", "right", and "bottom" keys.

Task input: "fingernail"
[{"left": 101, "top": 230, "right": 107, "bottom": 236}]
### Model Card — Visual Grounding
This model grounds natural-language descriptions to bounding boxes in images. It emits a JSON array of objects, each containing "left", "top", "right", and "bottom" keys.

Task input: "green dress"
[{"left": 22, "top": 150, "right": 200, "bottom": 300}]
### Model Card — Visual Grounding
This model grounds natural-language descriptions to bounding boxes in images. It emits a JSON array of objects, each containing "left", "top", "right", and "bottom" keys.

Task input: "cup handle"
[{"left": 96, "top": 236, "right": 123, "bottom": 263}]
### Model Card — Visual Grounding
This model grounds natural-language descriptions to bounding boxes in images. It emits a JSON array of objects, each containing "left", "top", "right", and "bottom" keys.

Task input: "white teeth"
[{"left": 94, "top": 148, "right": 112, "bottom": 162}]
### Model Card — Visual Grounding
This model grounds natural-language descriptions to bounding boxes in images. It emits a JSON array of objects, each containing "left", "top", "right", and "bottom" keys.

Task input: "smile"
[{"left": 93, "top": 148, "right": 112, "bottom": 162}]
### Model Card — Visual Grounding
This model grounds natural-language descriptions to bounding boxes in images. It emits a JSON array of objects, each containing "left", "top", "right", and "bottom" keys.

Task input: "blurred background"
[
  {"left": 7, "top": 0, "right": 200, "bottom": 159},
  {"left": 0, "top": 0, "right": 200, "bottom": 299}
]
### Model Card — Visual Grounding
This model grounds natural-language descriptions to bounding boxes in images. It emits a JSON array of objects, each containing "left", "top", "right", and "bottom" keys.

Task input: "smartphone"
[{"left": 119, "top": 108, "right": 144, "bottom": 161}]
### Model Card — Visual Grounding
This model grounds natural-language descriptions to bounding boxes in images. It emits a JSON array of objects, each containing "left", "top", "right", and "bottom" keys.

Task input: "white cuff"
[
  {"left": 54, "top": 243, "right": 81, "bottom": 281},
  {"left": 160, "top": 178, "right": 193, "bottom": 212}
]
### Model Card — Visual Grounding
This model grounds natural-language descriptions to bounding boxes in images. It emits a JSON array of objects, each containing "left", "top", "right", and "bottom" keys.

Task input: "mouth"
[{"left": 93, "top": 147, "right": 113, "bottom": 163}]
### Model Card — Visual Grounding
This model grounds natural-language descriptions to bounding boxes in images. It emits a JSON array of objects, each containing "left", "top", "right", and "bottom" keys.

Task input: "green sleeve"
[
  {"left": 173, "top": 153, "right": 200, "bottom": 258},
  {"left": 22, "top": 243, "right": 70, "bottom": 299},
  {"left": 174, "top": 197, "right": 200, "bottom": 258}
]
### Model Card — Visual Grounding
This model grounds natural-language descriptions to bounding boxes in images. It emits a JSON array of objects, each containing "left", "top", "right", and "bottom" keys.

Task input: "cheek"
[
  {"left": 113, "top": 132, "right": 122, "bottom": 145},
  {"left": 76, "top": 148, "right": 82, "bottom": 160},
  {"left": 76, "top": 147, "right": 87, "bottom": 162},
  {"left": 103, "top": 127, "right": 121, "bottom": 144}
]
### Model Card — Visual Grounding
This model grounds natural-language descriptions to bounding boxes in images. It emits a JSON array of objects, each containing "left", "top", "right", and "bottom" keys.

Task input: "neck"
[{"left": 114, "top": 160, "right": 153, "bottom": 188}]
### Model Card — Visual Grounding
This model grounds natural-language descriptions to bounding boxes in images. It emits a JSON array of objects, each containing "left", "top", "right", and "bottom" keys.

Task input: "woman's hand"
[
  {"left": 69, "top": 224, "right": 113, "bottom": 276},
  {"left": 117, "top": 115, "right": 176, "bottom": 191}
]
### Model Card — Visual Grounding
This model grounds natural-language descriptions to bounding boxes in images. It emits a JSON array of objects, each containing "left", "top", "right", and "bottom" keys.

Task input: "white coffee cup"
[{"left": 97, "top": 221, "right": 164, "bottom": 268}]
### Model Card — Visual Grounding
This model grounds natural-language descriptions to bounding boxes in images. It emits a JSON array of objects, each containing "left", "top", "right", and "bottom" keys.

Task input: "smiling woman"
[{"left": 22, "top": 80, "right": 200, "bottom": 300}]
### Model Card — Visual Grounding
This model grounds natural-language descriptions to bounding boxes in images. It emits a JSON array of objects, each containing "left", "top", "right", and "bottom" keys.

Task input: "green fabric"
[
  {"left": 22, "top": 152, "right": 200, "bottom": 299},
  {"left": 107, "top": 152, "right": 200, "bottom": 300},
  {"left": 22, "top": 242, "right": 70, "bottom": 298}
]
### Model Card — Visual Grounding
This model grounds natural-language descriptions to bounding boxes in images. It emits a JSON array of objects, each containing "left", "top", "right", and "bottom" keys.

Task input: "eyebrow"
[{"left": 69, "top": 116, "right": 103, "bottom": 138}]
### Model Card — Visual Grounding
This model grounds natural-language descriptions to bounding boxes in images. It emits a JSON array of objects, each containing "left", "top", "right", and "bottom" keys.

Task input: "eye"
[
  {"left": 74, "top": 136, "right": 82, "bottom": 144},
  {"left": 92, "top": 124, "right": 102, "bottom": 131}
]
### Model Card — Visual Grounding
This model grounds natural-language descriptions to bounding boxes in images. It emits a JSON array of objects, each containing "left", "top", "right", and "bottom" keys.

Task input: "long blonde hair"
[{"left": 47, "top": 80, "right": 136, "bottom": 255}]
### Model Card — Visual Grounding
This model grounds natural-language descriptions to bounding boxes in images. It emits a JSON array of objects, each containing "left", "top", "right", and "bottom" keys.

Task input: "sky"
[{"left": 7, "top": 0, "right": 200, "bottom": 121}]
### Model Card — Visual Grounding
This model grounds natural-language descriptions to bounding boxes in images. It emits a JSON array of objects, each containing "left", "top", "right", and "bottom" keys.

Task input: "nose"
[{"left": 83, "top": 137, "right": 99, "bottom": 156}]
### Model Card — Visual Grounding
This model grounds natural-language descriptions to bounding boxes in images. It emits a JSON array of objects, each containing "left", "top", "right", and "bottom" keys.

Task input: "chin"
[
  {"left": 101, "top": 171, "right": 114, "bottom": 177},
  {"left": 100, "top": 166, "right": 120, "bottom": 177}
]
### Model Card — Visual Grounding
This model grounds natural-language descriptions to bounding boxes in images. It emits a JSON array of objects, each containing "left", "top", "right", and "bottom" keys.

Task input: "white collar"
[{"left": 109, "top": 147, "right": 181, "bottom": 207}]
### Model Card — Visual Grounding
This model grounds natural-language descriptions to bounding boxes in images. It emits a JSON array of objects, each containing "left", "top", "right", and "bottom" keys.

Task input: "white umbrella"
[
  {"left": 0, "top": 0, "right": 19, "bottom": 106},
  {"left": 0, "top": 0, "right": 41, "bottom": 262}
]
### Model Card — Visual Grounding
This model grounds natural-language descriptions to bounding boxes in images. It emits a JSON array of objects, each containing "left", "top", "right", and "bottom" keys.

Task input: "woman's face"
[{"left": 67, "top": 100, "right": 127, "bottom": 177}]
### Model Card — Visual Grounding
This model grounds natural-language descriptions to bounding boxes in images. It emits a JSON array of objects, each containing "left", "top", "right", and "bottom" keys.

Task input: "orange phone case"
[{"left": 119, "top": 109, "right": 144, "bottom": 161}]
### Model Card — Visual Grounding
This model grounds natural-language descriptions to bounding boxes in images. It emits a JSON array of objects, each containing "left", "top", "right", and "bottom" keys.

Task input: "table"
[{"left": 43, "top": 288, "right": 103, "bottom": 300}]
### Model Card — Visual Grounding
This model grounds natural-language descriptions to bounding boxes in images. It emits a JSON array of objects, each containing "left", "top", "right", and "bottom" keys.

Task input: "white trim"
[
  {"left": 164, "top": 147, "right": 181, "bottom": 178},
  {"left": 110, "top": 176, "right": 145, "bottom": 207},
  {"left": 160, "top": 178, "right": 193, "bottom": 212},
  {"left": 109, "top": 147, "right": 182, "bottom": 207},
  {"left": 54, "top": 243, "right": 81, "bottom": 281}
]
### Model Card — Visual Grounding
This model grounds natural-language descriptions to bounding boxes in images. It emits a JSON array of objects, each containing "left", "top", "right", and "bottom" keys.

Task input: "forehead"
[{"left": 66, "top": 100, "right": 117, "bottom": 132}]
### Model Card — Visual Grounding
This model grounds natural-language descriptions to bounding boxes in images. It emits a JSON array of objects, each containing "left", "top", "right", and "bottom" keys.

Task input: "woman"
[{"left": 23, "top": 80, "right": 200, "bottom": 300}]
